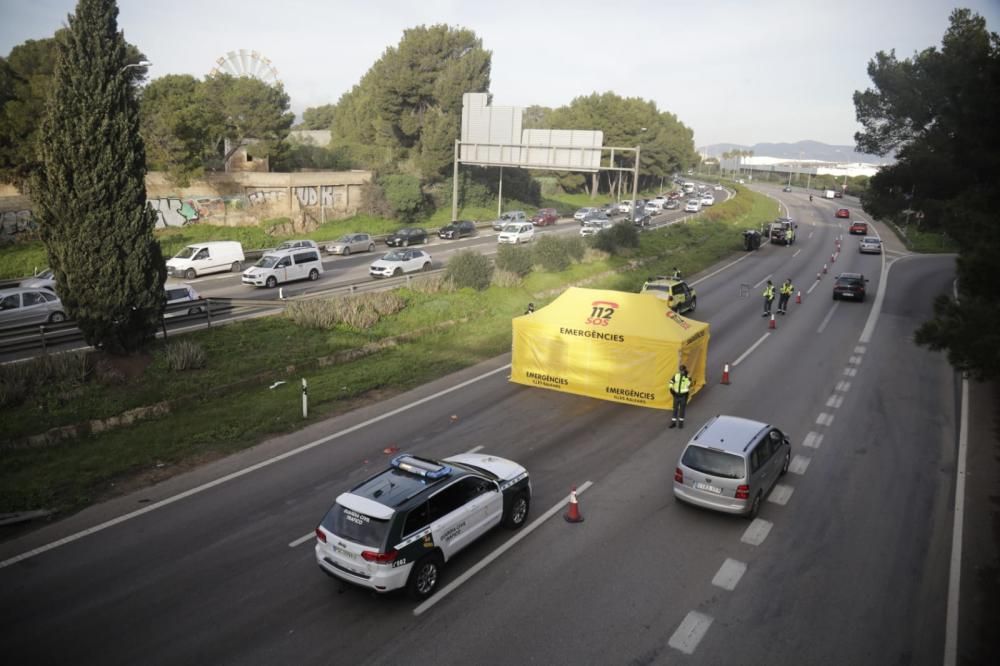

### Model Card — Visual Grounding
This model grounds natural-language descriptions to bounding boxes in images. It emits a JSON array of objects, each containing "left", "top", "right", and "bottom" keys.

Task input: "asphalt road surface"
[{"left": 0, "top": 187, "right": 965, "bottom": 665}]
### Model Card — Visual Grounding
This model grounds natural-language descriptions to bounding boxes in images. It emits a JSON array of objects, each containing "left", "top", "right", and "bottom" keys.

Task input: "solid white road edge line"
[
  {"left": 858, "top": 231, "right": 889, "bottom": 344},
  {"left": 0, "top": 363, "right": 514, "bottom": 570},
  {"left": 943, "top": 375, "right": 970, "bottom": 666},
  {"left": 413, "top": 480, "right": 594, "bottom": 616},
  {"left": 732, "top": 333, "right": 770, "bottom": 367},
  {"left": 290, "top": 444, "right": 489, "bottom": 547}
]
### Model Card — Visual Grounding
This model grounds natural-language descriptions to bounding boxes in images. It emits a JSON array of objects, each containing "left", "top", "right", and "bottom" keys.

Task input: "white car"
[
  {"left": 369, "top": 249, "right": 433, "bottom": 278},
  {"left": 617, "top": 200, "right": 633, "bottom": 213},
  {"left": 685, "top": 199, "right": 702, "bottom": 213},
  {"left": 644, "top": 201, "right": 664, "bottom": 214},
  {"left": 580, "top": 219, "right": 614, "bottom": 237},
  {"left": 700, "top": 194, "right": 715, "bottom": 206},
  {"left": 714, "top": 184, "right": 723, "bottom": 191},
  {"left": 497, "top": 222, "right": 535, "bottom": 244}
]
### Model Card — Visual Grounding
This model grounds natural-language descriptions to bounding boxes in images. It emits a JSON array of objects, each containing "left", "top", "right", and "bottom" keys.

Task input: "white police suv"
[{"left": 315, "top": 453, "right": 531, "bottom": 599}]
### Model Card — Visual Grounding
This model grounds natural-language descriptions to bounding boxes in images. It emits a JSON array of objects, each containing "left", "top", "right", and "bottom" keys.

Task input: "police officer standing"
[
  {"left": 669, "top": 365, "right": 692, "bottom": 429},
  {"left": 778, "top": 278, "right": 793, "bottom": 314},
  {"left": 525, "top": 303, "right": 535, "bottom": 315},
  {"left": 671, "top": 267, "right": 681, "bottom": 280},
  {"left": 762, "top": 280, "right": 775, "bottom": 317}
]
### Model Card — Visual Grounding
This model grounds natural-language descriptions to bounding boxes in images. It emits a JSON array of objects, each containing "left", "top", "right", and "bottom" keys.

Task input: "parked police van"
[
  {"left": 241, "top": 247, "right": 324, "bottom": 288},
  {"left": 315, "top": 453, "right": 531, "bottom": 599},
  {"left": 166, "top": 241, "right": 244, "bottom": 280}
]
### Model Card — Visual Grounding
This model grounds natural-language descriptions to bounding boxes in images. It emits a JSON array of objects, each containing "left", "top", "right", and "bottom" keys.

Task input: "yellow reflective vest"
[{"left": 669, "top": 373, "right": 691, "bottom": 394}]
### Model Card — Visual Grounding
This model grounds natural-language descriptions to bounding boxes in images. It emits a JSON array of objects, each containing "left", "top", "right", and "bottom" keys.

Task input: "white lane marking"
[
  {"left": 802, "top": 432, "right": 824, "bottom": 449},
  {"left": 414, "top": 480, "right": 594, "bottom": 616},
  {"left": 465, "top": 445, "right": 484, "bottom": 454},
  {"left": 816, "top": 413, "right": 835, "bottom": 426},
  {"left": 808, "top": 231, "right": 814, "bottom": 238},
  {"left": 844, "top": 367, "right": 858, "bottom": 377},
  {"left": 789, "top": 455, "right": 811, "bottom": 475},
  {"left": 689, "top": 253, "right": 752, "bottom": 287},
  {"left": 859, "top": 229, "right": 889, "bottom": 344},
  {"left": 826, "top": 395, "right": 844, "bottom": 409},
  {"left": 792, "top": 249, "right": 801, "bottom": 258},
  {"left": 944, "top": 378, "right": 969, "bottom": 666},
  {"left": 849, "top": 355, "right": 863, "bottom": 365},
  {"left": 817, "top": 302, "right": 839, "bottom": 333},
  {"left": 753, "top": 274, "right": 773, "bottom": 289},
  {"left": 835, "top": 381, "right": 851, "bottom": 392},
  {"left": 767, "top": 484, "right": 794, "bottom": 505},
  {"left": 289, "top": 532, "right": 314, "bottom": 548},
  {"left": 0, "top": 364, "right": 515, "bottom": 570},
  {"left": 741, "top": 519, "right": 773, "bottom": 546},
  {"left": 711, "top": 558, "right": 747, "bottom": 591},
  {"left": 732, "top": 332, "right": 770, "bottom": 367},
  {"left": 807, "top": 280, "right": 821, "bottom": 294},
  {"left": 854, "top": 345, "right": 867, "bottom": 354},
  {"left": 668, "top": 611, "right": 714, "bottom": 655}
]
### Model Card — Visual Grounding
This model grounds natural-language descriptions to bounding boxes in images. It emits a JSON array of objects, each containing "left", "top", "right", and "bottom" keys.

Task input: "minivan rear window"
[
  {"left": 321, "top": 503, "right": 390, "bottom": 549},
  {"left": 681, "top": 445, "right": 746, "bottom": 479}
]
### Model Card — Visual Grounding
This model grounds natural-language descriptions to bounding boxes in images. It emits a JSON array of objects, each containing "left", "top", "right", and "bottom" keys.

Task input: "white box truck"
[{"left": 824, "top": 190, "right": 836, "bottom": 199}]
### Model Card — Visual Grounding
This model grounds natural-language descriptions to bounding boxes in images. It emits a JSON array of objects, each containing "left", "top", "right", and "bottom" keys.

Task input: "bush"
[
  {"left": 561, "top": 235, "right": 586, "bottom": 262},
  {"left": 285, "top": 292, "right": 406, "bottom": 330},
  {"left": 163, "top": 341, "right": 207, "bottom": 371},
  {"left": 532, "top": 234, "right": 571, "bottom": 272},
  {"left": 593, "top": 222, "right": 640, "bottom": 254},
  {"left": 0, "top": 351, "right": 92, "bottom": 408},
  {"left": 495, "top": 244, "right": 534, "bottom": 276},
  {"left": 445, "top": 250, "right": 494, "bottom": 290},
  {"left": 380, "top": 174, "right": 427, "bottom": 222}
]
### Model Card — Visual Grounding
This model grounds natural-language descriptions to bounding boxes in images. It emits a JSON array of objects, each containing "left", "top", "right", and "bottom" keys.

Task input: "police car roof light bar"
[{"left": 391, "top": 454, "right": 452, "bottom": 479}]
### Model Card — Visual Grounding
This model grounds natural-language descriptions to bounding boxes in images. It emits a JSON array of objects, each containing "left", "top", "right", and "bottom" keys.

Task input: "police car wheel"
[
  {"left": 687, "top": 297, "right": 696, "bottom": 313},
  {"left": 407, "top": 553, "right": 443, "bottom": 600},
  {"left": 503, "top": 493, "right": 530, "bottom": 529}
]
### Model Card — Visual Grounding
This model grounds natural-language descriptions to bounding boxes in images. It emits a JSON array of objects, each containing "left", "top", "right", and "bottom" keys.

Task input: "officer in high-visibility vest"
[
  {"left": 762, "top": 280, "right": 775, "bottom": 317},
  {"left": 669, "top": 365, "right": 692, "bottom": 429},
  {"left": 778, "top": 278, "right": 794, "bottom": 314}
]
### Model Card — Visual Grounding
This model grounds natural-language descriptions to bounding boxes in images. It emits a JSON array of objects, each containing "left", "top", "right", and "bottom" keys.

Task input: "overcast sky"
[{"left": 2, "top": 0, "right": 998, "bottom": 149}]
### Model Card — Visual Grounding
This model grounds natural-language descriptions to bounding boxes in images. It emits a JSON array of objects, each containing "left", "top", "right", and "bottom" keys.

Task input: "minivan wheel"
[
  {"left": 781, "top": 450, "right": 790, "bottom": 476},
  {"left": 309, "top": 269, "right": 319, "bottom": 281},
  {"left": 48, "top": 311, "right": 66, "bottom": 323},
  {"left": 407, "top": 553, "right": 443, "bottom": 600},
  {"left": 747, "top": 492, "right": 762, "bottom": 520},
  {"left": 231, "top": 261, "right": 241, "bottom": 272},
  {"left": 185, "top": 268, "right": 197, "bottom": 280},
  {"left": 266, "top": 276, "right": 278, "bottom": 288}
]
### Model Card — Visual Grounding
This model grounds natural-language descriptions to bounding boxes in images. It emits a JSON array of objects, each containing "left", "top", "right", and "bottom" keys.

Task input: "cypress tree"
[{"left": 31, "top": 0, "right": 165, "bottom": 355}]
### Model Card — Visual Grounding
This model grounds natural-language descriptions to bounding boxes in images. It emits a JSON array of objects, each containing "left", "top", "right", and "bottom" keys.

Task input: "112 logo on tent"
[{"left": 586, "top": 300, "right": 619, "bottom": 326}]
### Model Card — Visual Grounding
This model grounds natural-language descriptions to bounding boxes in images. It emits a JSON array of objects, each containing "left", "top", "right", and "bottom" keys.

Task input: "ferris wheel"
[{"left": 209, "top": 49, "right": 281, "bottom": 86}]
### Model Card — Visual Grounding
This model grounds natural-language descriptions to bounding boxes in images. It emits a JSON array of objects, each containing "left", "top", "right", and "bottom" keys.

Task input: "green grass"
[
  {"left": 890, "top": 225, "right": 959, "bottom": 253},
  {"left": 0, "top": 185, "right": 782, "bottom": 517}
]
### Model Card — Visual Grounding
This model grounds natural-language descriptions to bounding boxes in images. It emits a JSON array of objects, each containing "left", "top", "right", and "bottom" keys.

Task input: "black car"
[
  {"left": 630, "top": 211, "right": 652, "bottom": 227},
  {"left": 832, "top": 273, "right": 868, "bottom": 302},
  {"left": 385, "top": 228, "right": 428, "bottom": 247},
  {"left": 438, "top": 220, "right": 476, "bottom": 240}
]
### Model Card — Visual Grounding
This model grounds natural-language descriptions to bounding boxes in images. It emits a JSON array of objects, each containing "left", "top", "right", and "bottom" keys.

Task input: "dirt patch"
[{"left": 93, "top": 351, "right": 154, "bottom": 384}]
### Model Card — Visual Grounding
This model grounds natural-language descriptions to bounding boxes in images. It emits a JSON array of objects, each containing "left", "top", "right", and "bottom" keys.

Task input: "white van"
[
  {"left": 166, "top": 241, "right": 245, "bottom": 280},
  {"left": 497, "top": 222, "right": 535, "bottom": 244},
  {"left": 242, "top": 247, "right": 324, "bottom": 288}
]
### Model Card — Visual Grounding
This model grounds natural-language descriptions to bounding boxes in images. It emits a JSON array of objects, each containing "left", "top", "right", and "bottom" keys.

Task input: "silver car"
[
  {"left": 0, "top": 288, "right": 67, "bottom": 327},
  {"left": 859, "top": 236, "right": 882, "bottom": 254},
  {"left": 673, "top": 415, "right": 790, "bottom": 519},
  {"left": 20, "top": 268, "right": 57, "bottom": 292},
  {"left": 325, "top": 233, "right": 376, "bottom": 256}
]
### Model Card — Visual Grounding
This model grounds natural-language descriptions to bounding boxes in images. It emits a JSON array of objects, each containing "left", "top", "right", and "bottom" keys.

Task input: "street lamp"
[{"left": 120, "top": 60, "right": 151, "bottom": 73}]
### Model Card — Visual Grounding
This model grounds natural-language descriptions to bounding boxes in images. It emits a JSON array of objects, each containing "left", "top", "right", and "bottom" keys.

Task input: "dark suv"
[
  {"left": 315, "top": 453, "right": 531, "bottom": 599},
  {"left": 438, "top": 220, "right": 476, "bottom": 240},
  {"left": 832, "top": 273, "right": 868, "bottom": 302},
  {"left": 385, "top": 228, "right": 428, "bottom": 247}
]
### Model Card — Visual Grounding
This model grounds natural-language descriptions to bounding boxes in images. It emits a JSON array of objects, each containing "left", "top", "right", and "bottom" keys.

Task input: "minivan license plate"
[{"left": 695, "top": 482, "right": 722, "bottom": 494}]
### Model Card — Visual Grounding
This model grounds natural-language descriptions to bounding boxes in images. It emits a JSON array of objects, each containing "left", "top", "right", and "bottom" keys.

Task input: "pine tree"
[{"left": 31, "top": 0, "right": 165, "bottom": 354}]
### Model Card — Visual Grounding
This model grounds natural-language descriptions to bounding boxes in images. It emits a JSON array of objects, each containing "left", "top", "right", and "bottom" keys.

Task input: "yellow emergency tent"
[{"left": 511, "top": 287, "right": 710, "bottom": 410}]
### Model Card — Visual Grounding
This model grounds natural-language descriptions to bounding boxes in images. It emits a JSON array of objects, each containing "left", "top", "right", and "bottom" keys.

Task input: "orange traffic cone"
[
  {"left": 769, "top": 314, "right": 776, "bottom": 329},
  {"left": 831, "top": 253, "right": 836, "bottom": 263},
  {"left": 823, "top": 263, "right": 828, "bottom": 274},
  {"left": 721, "top": 363, "right": 731, "bottom": 385},
  {"left": 796, "top": 291, "right": 802, "bottom": 304},
  {"left": 564, "top": 486, "right": 584, "bottom": 523}
]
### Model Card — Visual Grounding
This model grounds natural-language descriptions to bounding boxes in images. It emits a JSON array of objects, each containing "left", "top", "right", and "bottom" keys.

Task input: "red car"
[
  {"left": 849, "top": 221, "right": 869, "bottom": 235},
  {"left": 531, "top": 208, "right": 559, "bottom": 226},
  {"left": 835, "top": 208, "right": 850, "bottom": 219}
]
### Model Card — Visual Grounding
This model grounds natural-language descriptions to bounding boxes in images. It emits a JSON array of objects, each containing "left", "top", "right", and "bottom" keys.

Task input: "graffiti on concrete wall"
[
  {"left": 246, "top": 189, "right": 286, "bottom": 206},
  {"left": 293, "top": 185, "right": 343, "bottom": 208},
  {"left": 0, "top": 209, "right": 36, "bottom": 239},
  {"left": 147, "top": 196, "right": 229, "bottom": 228}
]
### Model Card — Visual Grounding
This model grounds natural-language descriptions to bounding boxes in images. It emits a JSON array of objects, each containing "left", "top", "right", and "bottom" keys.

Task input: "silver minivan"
[{"left": 673, "top": 415, "right": 790, "bottom": 519}]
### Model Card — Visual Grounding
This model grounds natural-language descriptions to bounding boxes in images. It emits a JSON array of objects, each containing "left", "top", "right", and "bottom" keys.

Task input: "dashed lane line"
[
  {"left": 789, "top": 455, "right": 811, "bottom": 475},
  {"left": 413, "top": 480, "right": 594, "bottom": 616},
  {"left": 835, "top": 381, "right": 851, "bottom": 392},
  {"left": 711, "top": 558, "right": 748, "bottom": 591},
  {"left": 826, "top": 395, "right": 844, "bottom": 409},
  {"left": 817, "top": 302, "right": 839, "bottom": 333},
  {"left": 741, "top": 519, "right": 773, "bottom": 546},
  {"left": 767, "top": 484, "right": 794, "bottom": 505},
  {"left": 843, "top": 367, "right": 858, "bottom": 377},
  {"left": 807, "top": 279, "right": 821, "bottom": 295},
  {"left": 816, "top": 413, "right": 835, "bottom": 426},
  {"left": 802, "top": 432, "right": 824, "bottom": 449},
  {"left": 732, "top": 333, "right": 771, "bottom": 367},
  {"left": 669, "top": 611, "right": 714, "bottom": 655}
]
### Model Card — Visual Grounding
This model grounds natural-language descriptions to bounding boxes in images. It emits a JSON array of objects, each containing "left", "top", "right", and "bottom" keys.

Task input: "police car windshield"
[
  {"left": 321, "top": 504, "right": 390, "bottom": 549},
  {"left": 681, "top": 446, "right": 746, "bottom": 479},
  {"left": 643, "top": 284, "right": 670, "bottom": 292}
]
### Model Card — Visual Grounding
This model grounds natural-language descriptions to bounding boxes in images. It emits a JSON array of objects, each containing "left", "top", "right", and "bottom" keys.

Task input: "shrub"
[
  {"left": 445, "top": 250, "right": 494, "bottom": 290},
  {"left": 380, "top": 174, "right": 427, "bottom": 222},
  {"left": 409, "top": 273, "right": 455, "bottom": 294},
  {"left": 285, "top": 292, "right": 406, "bottom": 330},
  {"left": 532, "top": 234, "right": 571, "bottom": 272},
  {"left": 491, "top": 269, "right": 523, "bottom": 288},
  {"left": 593, "top": 222, "right": 640, "bottom": 254},
  {"left": 561, "top": 235, "right": 586, "bottom": 262},
  {"left": 0, "top": 351, "right": 92, "bottom": 408},
  {"left": 163, "top": 341, "right": 207, "bottom": 371},
  {"left": 495, "top": 244, "right": 534, "bottom": 276}
]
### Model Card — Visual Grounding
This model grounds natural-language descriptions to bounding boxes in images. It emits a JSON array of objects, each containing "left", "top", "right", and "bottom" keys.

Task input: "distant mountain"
[{"left": 699, "top": 140, "right": 888, "bottom": 164}]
